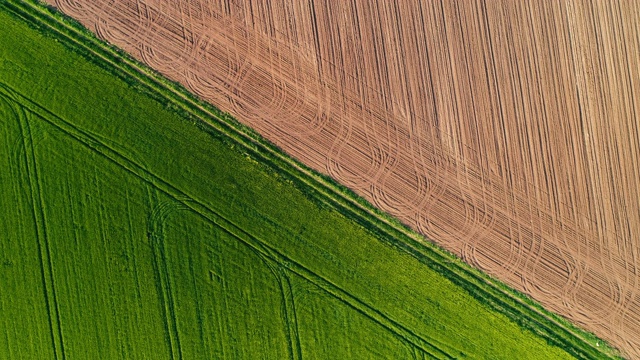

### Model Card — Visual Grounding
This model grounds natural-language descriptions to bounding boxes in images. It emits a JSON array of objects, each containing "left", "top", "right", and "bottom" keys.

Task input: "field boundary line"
[{"left": 0, "top": 1, "right": 621, "bottom": 358}]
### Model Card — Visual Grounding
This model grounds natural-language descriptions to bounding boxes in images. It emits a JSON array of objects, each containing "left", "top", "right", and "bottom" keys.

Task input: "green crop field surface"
[{"left": 0, "top": 1, "right": 620, "bottom": 359}]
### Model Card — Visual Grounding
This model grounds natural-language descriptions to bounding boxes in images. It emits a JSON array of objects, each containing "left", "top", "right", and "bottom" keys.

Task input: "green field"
[{"left": 0, "top": 1, "right": 620, "bottom": 359}]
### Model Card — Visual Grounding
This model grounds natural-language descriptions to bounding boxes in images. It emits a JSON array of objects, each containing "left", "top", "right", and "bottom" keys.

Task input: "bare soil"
[{"left": 46, "top": 0, "right": 640, "bottom": 357}]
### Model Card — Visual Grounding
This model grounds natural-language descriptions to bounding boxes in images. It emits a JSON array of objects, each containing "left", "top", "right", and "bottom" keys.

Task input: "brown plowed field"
[{"left": 45, "top": 0, "right": 640, "bottom": 357}]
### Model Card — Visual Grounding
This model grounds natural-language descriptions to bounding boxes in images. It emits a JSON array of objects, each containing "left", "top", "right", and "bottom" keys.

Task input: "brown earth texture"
[{"left": 44, "top": 0, "right": 640, "bottom": 357}]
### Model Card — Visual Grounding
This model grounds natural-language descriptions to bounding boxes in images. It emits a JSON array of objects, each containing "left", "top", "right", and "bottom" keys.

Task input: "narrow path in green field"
[
  {"left": 15, "top": 91, "right": 66, "bottom": 360},
  {"left": 0, "top": 1, "right": 621, "bottom": 359}
]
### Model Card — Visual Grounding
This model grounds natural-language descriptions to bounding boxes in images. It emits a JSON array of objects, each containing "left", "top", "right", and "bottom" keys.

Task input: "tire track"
[
  {"left": 1, "top": 91, "right": 66, "bottom": 360},
  {"left": 146, "top": 194, "right": 185, "bottom": 360},
  {"left": 255, "top": 256, "right": 302, "bottom": 360}
]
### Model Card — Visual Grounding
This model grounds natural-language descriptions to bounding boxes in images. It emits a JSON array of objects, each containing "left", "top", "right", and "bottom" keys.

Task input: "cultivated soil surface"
[{"left": 45, "top": 0, "right": 640, "bottom": 357}]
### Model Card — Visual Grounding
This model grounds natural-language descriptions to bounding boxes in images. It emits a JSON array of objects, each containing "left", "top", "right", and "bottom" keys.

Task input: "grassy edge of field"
[{"left": 1, "top": 0, "right": 622, "bottom": 358}]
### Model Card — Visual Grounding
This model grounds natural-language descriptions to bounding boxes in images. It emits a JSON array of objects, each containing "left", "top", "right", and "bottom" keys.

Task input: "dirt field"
[{"left": 45, "top": 0, "right": 640, "bottom": 357}]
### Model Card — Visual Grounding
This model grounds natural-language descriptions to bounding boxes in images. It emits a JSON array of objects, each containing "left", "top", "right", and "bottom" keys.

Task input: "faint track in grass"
[
  {"left": 146, "top": 195, "right": 185, "bottom": 360},
  {"left": 258, "top": 257, "right": 303, "bottom": 360},
  {"left": 1, "top": 90, "right": 66, "bottom": 360}
]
